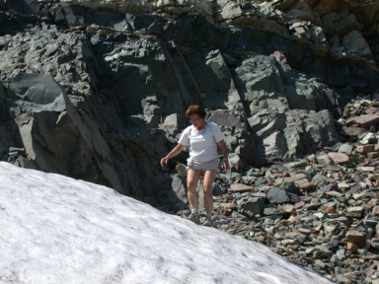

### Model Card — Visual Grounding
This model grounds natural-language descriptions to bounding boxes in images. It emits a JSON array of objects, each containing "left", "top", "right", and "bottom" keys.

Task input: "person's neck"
[{"left": 195, "top": 121, "right": 206, "bottom": 130}]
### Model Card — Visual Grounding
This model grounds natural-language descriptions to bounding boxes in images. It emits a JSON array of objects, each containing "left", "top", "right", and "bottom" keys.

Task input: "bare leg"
[
  {"left": 203, "top": 170, "right": 216, "bottom": 217},
  {"left": 186, "top": 168, "right": 201, "bottom": 211}
]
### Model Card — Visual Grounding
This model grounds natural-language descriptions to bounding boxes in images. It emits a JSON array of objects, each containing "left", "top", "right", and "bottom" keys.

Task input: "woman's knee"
[
  {"left": 203, "top": 182, "right": 213, "bottom": 193},
  {"left": 203, "top": 171, "right": 216, "bottom": 193},
  {"left": 187, "top": 171, "right": 199, "bottom": 191},
  {"left": 187, "top": 181, "right": 198, "bottom": 192},
  {"left": 203, "top": 182, "right": 213, "bottom": 194}
]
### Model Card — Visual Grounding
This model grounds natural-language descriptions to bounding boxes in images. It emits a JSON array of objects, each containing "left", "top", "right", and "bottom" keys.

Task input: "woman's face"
[{"left": 189, "top": 114, "right": 205, "bottom": 129}]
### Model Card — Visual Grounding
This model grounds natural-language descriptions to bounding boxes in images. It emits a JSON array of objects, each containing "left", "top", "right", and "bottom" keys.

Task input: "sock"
[{"left": 190, "top": 208, "right": 198, "bottom": 214}]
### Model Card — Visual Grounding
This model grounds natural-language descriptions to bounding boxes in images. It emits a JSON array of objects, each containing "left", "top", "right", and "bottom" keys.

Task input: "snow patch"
[{"left": 0, "top": 162, "right": 332, "bottom": 284}]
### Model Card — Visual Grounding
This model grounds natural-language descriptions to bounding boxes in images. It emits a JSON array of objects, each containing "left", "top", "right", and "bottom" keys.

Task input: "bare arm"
[
  {"left": 217, "top": 140, "right": 230, "bottom": 170},
  {"left": 160, "top": 144, "right": 185, "bottom": 167}
]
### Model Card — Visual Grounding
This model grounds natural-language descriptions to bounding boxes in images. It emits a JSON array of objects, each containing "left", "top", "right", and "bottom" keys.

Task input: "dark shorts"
[{"left": 188, "top": 159, "right": 218, "bottom": 171}]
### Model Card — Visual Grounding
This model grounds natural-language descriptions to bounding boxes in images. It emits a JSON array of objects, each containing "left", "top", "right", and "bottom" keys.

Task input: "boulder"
[
  {"left": 0, "top": 26, "right": 177, "bottom": 208},
  {"left": 342, "top": 30, "right": 373, "bottom": 58},
  {"left": 169, "top": 174, "right": 187, "bottom": 209},
  {"left": 322, "top": 11, "right": 362, "bottom": 35},
  {"left": 159, "top": 113, "right": 179, "bottom": 133},
  {"left": 0, "top": 83, "right": 21, "bottom": 160},
  {"left": 284, "top": 110, "right": 339, "bottom": 158},
  {"left": 8, "top": 74, "right": 94, "bottom": 178},
  {"left": 234, "top": 56, "right": 340, "bottom": 163}
]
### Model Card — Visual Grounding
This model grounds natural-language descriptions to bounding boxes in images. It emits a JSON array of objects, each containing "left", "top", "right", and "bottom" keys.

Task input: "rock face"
[
  {"left": 0, "top": 23, "right": 179, "bottom": 208},
  {"left": 0, "top": 162, "right": 332, "bottom": 284},
  {"left": 233, "top": 55, "right": 340, "bottom": 163},
  {"left": 0, "top": 1, "right": 378, "bottom": 205},
  {"left": 1, "top": 70, "right": 174, "bottom": 207},
  {"left": 0, "top": 0, "right": 379, "bottom": 207},
  {"left": 1, "top": 1, "right": 379, "bottom": 283}
]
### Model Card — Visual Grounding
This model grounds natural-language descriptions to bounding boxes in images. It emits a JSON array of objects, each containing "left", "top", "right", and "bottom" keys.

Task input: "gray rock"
[
  {"left": 234, "top": 56, "right": 340, "bottom": 163},
  {"left": 142, "top": 96, "right": 161, "bottom": 126},
  {"left": 8, "top": 73, "right": 66, "bottom": 113},
  {"left": 346, "top": 206, "right": 365, "bottom": 218},
  {"left": 345, "top": 229, "right": 366, "bottom": 249},
  {"left": 338, "top": 143, "right": 353, "bottom": 155},
  {"left": 208, "top": 109, "right": 242, "bottom": 128},
  {"left": 360, "top": 132, "right": 378, "bottom": 145},
  {"left": 169, "top": 174, "right": 187, "bottom": 208},
  {"left": 327, "top": 152, "right": 350, "bottom": 164},
  {"left": 267, "top": 187, "right": 290, "bottom": 204},
  {"left": 0, "top": 27, "right": 179, "bottom": 208},
  {"left": 237, "top": 195, "right": 267, "bottom": 217},
  {"left": 284, "top": 109, "right": 339, "bottom": 159},
  {"left": 289, "top": 21, "right": 327, "bottom": 48},
  {"left": 316, "top": 154, "right": 332, "bottom": 166},
  {"left": 285, "top": 159, "right": 308, "bottom": 169},
  {"left": 0, "top": 83, "right": 22, "bottom": 161},
  {"left": 322, "top": 11, "right": 362, "bottom": 36},
  {"left": 229, "top": 183, "right": 253, "bottom": 193},
  {"left": 342, "top": 30, "right": 373, "bottom": 59},
  {"left": 312, "top": 245, "right": 333, "bottom": 259}
]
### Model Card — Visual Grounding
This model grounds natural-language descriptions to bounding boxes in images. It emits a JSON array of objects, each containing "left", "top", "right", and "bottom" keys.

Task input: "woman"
[{"left": 160, "top": 105, "right": 229, "bottom": 224}]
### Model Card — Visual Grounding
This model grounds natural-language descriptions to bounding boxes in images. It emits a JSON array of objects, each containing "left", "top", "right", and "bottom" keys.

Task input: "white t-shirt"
[{"left": 178, "top": 121, "right": 225, "bottom": 163}]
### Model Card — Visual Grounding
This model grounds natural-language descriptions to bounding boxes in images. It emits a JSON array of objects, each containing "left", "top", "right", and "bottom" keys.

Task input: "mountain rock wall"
[{"left": 0, "top": 0, "right": 378, "bottom": 208}]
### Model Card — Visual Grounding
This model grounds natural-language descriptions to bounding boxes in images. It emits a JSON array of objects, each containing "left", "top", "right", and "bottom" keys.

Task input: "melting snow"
[{"left": 0, "top": 162, "right": 332, "bottom": 284}]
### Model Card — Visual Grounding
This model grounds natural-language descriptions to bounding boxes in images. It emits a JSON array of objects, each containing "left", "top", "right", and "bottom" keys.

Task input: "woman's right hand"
[{"left": 160, "top": 156, "right": 169, "bottom": 167}]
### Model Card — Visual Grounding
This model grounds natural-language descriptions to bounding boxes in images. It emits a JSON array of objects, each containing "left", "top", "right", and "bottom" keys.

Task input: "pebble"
[
  {"left": 328, "top": 152, "right": 350, "bottom": 164},
  {"left": 345, "top": 230, "right": 366, "bottom": 249},
  {"left": 372, "top": 206, "right": 379, "bottom": 216},
  {"left": 356, "top": 144, "right": 375, "bottom": 154},
  {"left": 339, "top": 143, "right": 354, "bottom": 155},
  {"left": 346, "top": 206, "right": 365, "bottom": 218},
  {"left": 229, "top": 183, "right": 253, "bottom": 193}
]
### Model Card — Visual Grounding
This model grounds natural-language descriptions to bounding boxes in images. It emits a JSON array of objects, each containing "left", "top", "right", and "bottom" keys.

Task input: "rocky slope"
[
  {"left": 1, "top": 0, "right": 379, "bottom": 206},
  {"left": 174, "top": 98, "right": 379, "bottom": 283},
  {"left": 1, "top": 1, "right": 379, "bottom": 282},
  {"left": 0, "top": 162, "right": 332, "bottom": 284}
]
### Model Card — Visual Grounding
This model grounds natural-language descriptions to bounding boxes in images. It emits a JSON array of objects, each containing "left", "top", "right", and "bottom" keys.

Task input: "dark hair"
[{"left": 185, "top": 104, "right": 206, "bottom": 119}]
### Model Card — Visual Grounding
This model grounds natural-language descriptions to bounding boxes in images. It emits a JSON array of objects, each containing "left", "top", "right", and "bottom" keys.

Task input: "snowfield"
[{"left": 0, "top": 162, "right": 332, "bottom": 284}]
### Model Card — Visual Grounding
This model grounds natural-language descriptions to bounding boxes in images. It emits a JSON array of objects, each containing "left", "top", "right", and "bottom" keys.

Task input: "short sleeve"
[
  {"left": 211, "top": 123, "right": 224, "bottom": 143},
  {"left": 178, "top": 127, "right": 190, "bottom": 146}
]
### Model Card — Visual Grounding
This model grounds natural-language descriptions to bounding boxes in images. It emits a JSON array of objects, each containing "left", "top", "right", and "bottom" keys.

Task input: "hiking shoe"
[
  {"left": 188, "top": 212, "right": 200, "bottom": 224},
  {"left": 202, "top": 216, "right": 214, "bottom": 227}
]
